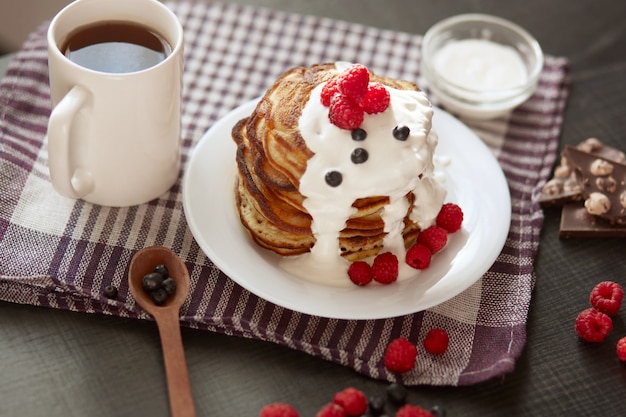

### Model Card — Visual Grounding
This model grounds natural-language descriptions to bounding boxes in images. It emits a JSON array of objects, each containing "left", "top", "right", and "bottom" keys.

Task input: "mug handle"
[{"left": 47, "top": 85, "right": 94, "bottom": 199}]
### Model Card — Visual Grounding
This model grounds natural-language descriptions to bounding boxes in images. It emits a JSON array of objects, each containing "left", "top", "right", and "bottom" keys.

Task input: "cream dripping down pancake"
[{"left": 232, "top": 62, "right": 446, "bottom": 285}]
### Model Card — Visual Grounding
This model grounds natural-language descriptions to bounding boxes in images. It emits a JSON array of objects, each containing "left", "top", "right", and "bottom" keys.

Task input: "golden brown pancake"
[{"left": 233, "top": 63, "right": 424, "bottom": 261}]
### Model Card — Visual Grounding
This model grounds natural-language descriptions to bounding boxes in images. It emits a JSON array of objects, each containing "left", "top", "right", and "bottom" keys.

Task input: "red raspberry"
[
  {"left": 589, "top": 281, "right": 623, "bottom": 316},
  {"left": 329, "top": 95, "right": 364, "bottom": 130},
  {"left": 575, "top": 307, "right": 613, "bottom": 343},
  {"left": 617, "top": 336, "right": 626, "bottom": 362},
  {"left": 372, "top": 252, "right": 399, "bottom": 284},
  {"left": 260, "top": 403, "right": 299, "bottom": 417},
  {"left": 359, "top": 82, "right": 390, "bottom": 114},
  {"left": 405, "top": 243, "right": 431, "bottom": 270},
  {"left": 396, "top": 404, "right": 435, "bottom": 417},
  {"left": 337, "top": 63, "right": 370, "bottom": 100},
  {"left": 383, "top": 337, "right": 417, "bottom": 373},
  {"left": 416, "top": 226, "right": 447, "bottom": 254},
  {"left": 315, "top": 403, "right": 346, "bottom": 417},
  {"left": 347, "top": 261, "right": 373, "bottom": 286},
  {"left": 423, "top": 328, "right": 449, "bottom": 355},
  {"left": 436, "top": 203, "right": 463, "bottom": 233},
  {"left": 333, "top": 387, "right": 368, "bottom": 417},
  {"left": 321, "top": 78, "right": 340, "bottom": 107}
]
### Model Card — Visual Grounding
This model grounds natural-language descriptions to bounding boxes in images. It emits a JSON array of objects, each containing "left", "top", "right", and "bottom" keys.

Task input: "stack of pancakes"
[{"left": 232, "top": 63, "right": 424, "bottom": 261}]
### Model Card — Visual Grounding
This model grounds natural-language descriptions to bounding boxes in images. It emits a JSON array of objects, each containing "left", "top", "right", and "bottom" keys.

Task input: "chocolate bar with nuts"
[
  {"left": 539, "top": 138, "right": 626, "bottom": 207},
  {"left": 563, "top": 145, "right": 626, "bottom": 224}
]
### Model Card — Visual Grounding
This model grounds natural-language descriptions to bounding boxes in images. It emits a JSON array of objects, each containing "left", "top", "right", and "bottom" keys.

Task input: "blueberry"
[
  {"left": 150, "top": 288, "right": 169, "bottom": 306},
  {"left": 162, "top": 277, "right": 177, "bottom": 295},
  {"left": 368, "top": 394, "right": 386, "bottom": 415},
  {"left": 103, "top": 285, "right": 118, "bottom": 300},
  {"left": 351, "top": 148, "right": 369, "bottom": 164},
  {"left": 393, "top": 125, "right": 410, "bottom": 141},
  {"left": 142, "top": 272, "right": 164, "bottom": 292},
  {"left": 325, "top": 170, "right": 343, "bottom": 187},
  {"left": 351, "top": 128, "right": 367, "bottom": 141},
  {"left": 386, "top": 382, "right": 407, "bottom": 405},
  {"left": 154, "top": 264, "right": 169, "bottom": 279}
]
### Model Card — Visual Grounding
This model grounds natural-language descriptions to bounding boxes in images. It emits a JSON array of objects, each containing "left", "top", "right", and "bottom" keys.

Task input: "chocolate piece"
[
  {"left": 538, "top": 157, "right": 582, "bottom": 207},
  {"left": 563, "top": 146, "right": 626, "bottom": 224},
  {"left": 539, "top": 138, "right": 625, "bottom": 207},
  {"left": 539, "top": 179, "right": 582, "bottom": 207},
  {"left": 560, "top": 203, "right": 626, "bottom": 238}
]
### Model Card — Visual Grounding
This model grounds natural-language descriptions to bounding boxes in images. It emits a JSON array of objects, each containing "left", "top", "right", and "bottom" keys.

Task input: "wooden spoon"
[{"left": 128, "top": 246, "right": 197, "bottom": 417}]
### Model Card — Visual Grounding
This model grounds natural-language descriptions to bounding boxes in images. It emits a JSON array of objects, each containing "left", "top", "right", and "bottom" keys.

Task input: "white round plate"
[{"left": 182, "top": 99, "right": 511, "bottom": 320}]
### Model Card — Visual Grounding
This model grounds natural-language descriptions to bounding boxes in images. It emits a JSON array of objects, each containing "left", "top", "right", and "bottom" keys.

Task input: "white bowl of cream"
[{"left": 421, "top": 14, "right": 543, "bottom": 120}]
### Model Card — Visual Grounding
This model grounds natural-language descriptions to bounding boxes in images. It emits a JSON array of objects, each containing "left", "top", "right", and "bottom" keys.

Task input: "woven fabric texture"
[{"left": 0, "top": 1, "right": 569, "bottom": 386}]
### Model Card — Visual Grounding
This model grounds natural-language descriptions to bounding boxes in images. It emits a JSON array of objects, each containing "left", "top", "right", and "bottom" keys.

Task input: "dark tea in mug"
[{"left": 62, "top": 21, "right": 171, "bottom": 73}]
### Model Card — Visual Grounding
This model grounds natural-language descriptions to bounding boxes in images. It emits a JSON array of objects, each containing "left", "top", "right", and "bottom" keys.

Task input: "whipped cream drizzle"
[{"left": 279, "top": 66, "right": 446, "bottom": 286}]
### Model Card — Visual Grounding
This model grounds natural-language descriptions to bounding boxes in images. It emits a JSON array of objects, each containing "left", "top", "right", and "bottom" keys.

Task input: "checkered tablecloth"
[{"left": 0, "top": 1, "right": 569, "bottom": 386}]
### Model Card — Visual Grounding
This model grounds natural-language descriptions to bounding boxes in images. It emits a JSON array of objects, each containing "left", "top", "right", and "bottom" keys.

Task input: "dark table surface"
[{"left": 2, "top": 0, "right": 626, "bottom": 416}]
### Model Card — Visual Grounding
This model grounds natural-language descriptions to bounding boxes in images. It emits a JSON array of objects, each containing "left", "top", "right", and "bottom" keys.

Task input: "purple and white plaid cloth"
[{"left": 0, "top": 1, "right": 568, "bottom": 386}]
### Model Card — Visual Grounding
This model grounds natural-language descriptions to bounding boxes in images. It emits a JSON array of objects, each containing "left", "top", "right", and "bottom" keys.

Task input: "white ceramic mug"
[{"left": 46, "top": 0, "right": 183, "bottom": 207}]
